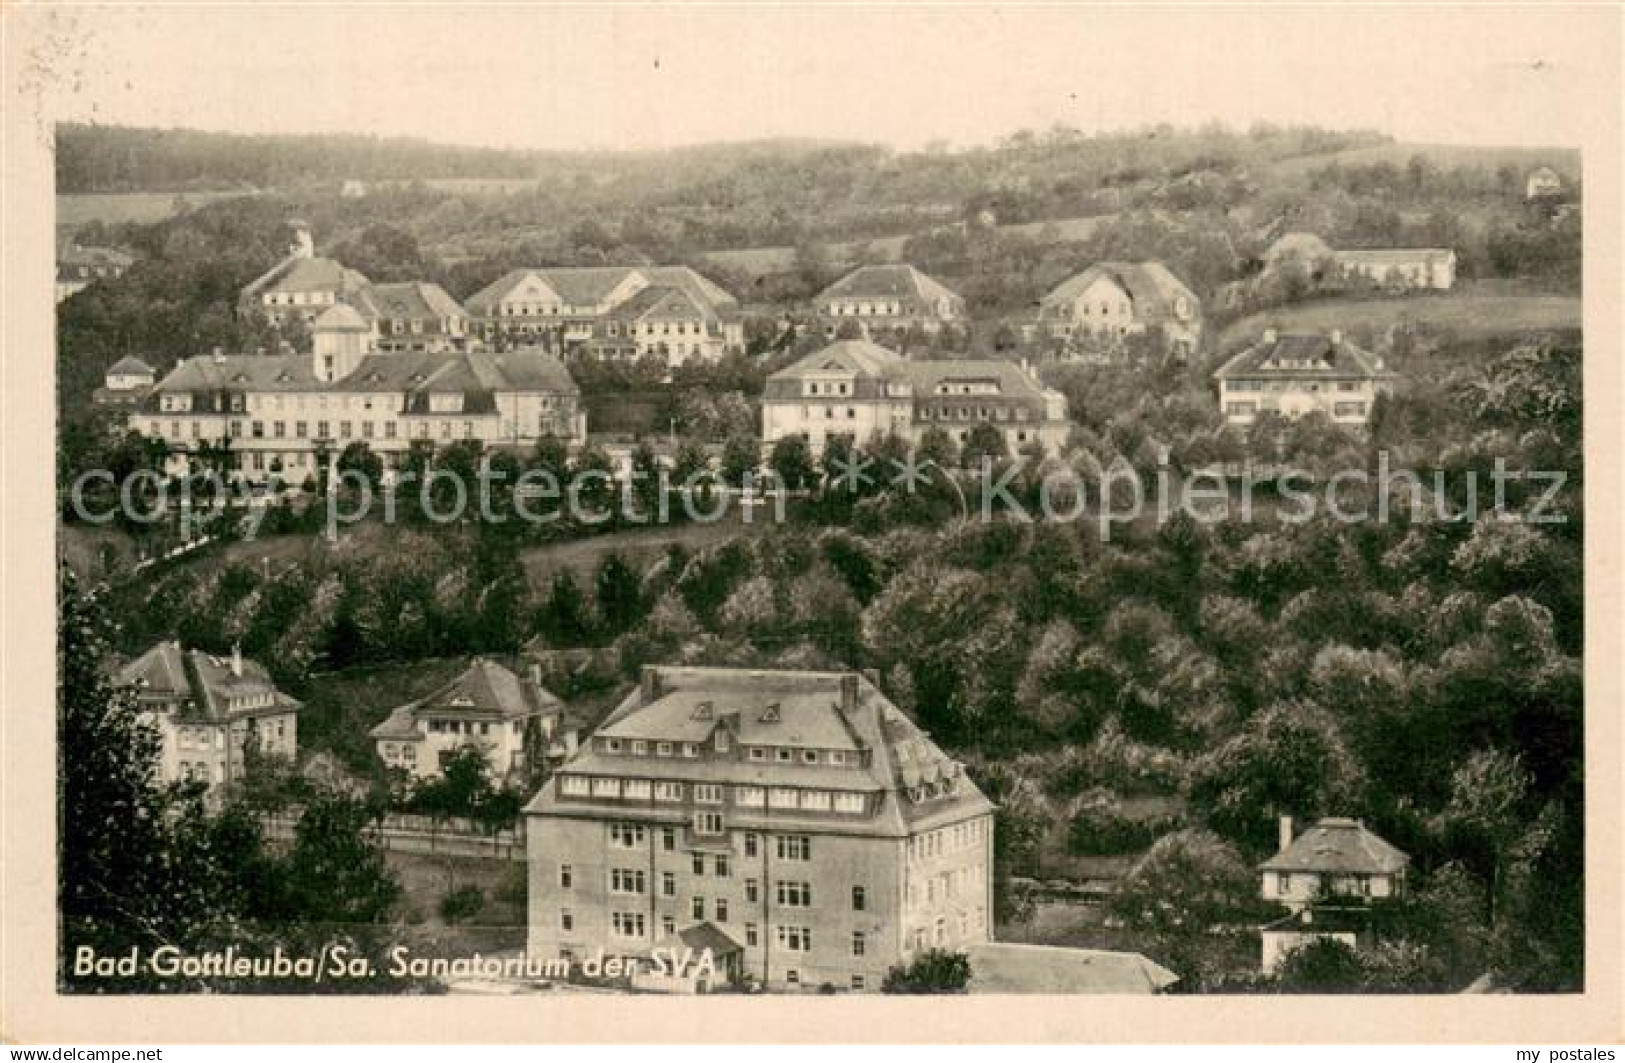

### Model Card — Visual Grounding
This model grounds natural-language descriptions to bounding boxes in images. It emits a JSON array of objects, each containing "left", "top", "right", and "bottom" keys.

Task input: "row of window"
[
  {"left": 1227, "top": 380, "right": 1365, "bottom": 393},
  {"left": 562, "top": 776, "right": 869, "bottom": 815},
  {"left": 917, "top": 404, "right": 1034, "bottom": 423},
  {"left": 1223, "top": 401, "right": 1369, "bottom": 419},
  {"left": 600, "top": 824, "right": 815, "bottom": 861},
  {"left": 600, "top": 737, "right": 860, "bottom": 769},
  {"left": 908, "top": 864, "right": 986, "bottom": 907},
  {"left": 908, "top": 818, "right": 988, "bottom": 862},
  {"left": 425, "top": 719, "right": 523, "bottom": 737}
]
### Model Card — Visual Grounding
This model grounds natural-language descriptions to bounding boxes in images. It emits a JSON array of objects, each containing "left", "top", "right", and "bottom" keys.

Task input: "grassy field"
[
  {"left": 702, "top": 213, "right": 1113, "bottom": 277},
  {"left": 1268, "top": 141, "right": 1580, "bottom": 182},
  {"left": 1216, "top": 283, "right": 1581, "bottom": 352},
  {"left": 57, "top": 189, "right": 257, "bottom": 229}
]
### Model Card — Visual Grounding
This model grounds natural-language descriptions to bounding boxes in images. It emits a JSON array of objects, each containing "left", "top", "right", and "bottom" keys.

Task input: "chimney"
[
  {"left": 564, "top": 728, "right": 579, "bottom": 756},
  {"left": 230, "top": 641, "right": 243, "bottom": 678},
  {"left": 528, "top": 662, "right": 543, "bottom": 692},
  {"left": 213, "top": 346, "right": 226, "bottom": 364},
  {"left": 1278, "top": 815, "right": 1294, "bottom": 854},
  {"left": 1329, "top": 329, "right": 1343, "bottom": 345},
  {"left": 1262, "top": 328, "right": 1278, "bottom": 344},
  {"left": 641, "top": 665, "right": 661, "bottom": 703},
  {"left": 839, "top": 673, "right": 859, "bottom": 714}
]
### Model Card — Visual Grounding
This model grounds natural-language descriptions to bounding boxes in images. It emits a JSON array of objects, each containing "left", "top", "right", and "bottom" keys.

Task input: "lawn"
[
  {"left": 1267, "top": 141, "right": 1580, "bottom": 182},
  {"left": 1215, "top": 283, "right": 1581, "bottom": 353},
  {"left": 57, "top": 189, "right": 258, "bottom": 229}
]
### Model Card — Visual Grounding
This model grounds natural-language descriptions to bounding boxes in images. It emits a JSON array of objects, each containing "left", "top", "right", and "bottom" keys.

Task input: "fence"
[{"left": 261, "top": 809, "right": 527, "bottom": 862}]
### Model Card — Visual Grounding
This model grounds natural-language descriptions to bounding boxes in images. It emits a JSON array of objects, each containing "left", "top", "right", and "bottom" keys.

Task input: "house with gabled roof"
[
  {"left": 761, "top": 338, "right": 1069, "bottom": 456},
  {"left": 370, "top": 657, "right": 572, "bottom": 781},
  {"left": 94, "top": 355, "right": 157, "bottom": 407},
  {"left": 238, "top": 222, "right": 371, "bottom": 326},
  {"left": 525, "top": 665, "right": 996, "bottom": 992},
  {"left": 814, "top": 264, "right": 965, "bottom": 339},
  {"left": 1256, "top": 815, "right": 1409, "bottom": 973},
  {"left": 57, "top": 243, "right": 135, "bottom": 303},
  {"left": 351, "top": 281, "right": 471, "bottom": 354},
  {"left": 463, "top": 265, "right": 741, "bottom": 361},
  {"left": 1212, "top": 329, "right": 1396, "bottom": 428},
  {"left": 134, "top": 339, "right": 585, "bottom": 484},
  {"left": 1260, "top": 816, "right": 1409, "bottom": 911},
  {"left": 1264, "top": 232, "right": 1455, "bottom": 291},
  {"left": 113, "top": 641, "right": 300, "bottom": 798},
  {"left": 1034, "top": 261, "right": 1203, "bottom": 354}
]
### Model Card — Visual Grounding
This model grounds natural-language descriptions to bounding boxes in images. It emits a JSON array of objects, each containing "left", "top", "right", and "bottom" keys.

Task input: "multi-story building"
[
  {"left": 351, "top": 281, "right": 472, "bottom": 354},
  {"left": 582, "top": 285, "right": 737, "bottom": 366},
  {"left": 525, "top": 666, "right": 996, "bottom": 992},
  {"left": 238, "top": 221, "right": 372, "bottom": 326},
  {"left": 762, "top": 339, "right": 1070, "bottom": 456},
  {"left": 1264, "top": 232, "right": 1455, "bottom": 292},
  {"left": 113, "top": 641, "right": 300, "bottom": 797},
  {"left": 93, "top": 355, "right": 157, "bottom": 407},
  {"left": 1257, "top": 816, "right": 1408, "bottom": 973},
  {"left": 135, "top": 319, "right": 586, "bottom": 484},
  {"left": 56, "top": 243, "right": 135, "bottom": 303},
  {"left": 814, "top": 264, "right": 965, "bottom": 339},
  {"left": 370, "top": 657, "right": 574, "bottom": 781},
  {"left": 1212, "top": 329, "right": 1396, "bottom": 429},
  {"left": 464, "top": 265, "right": 742, "bottom": 360},
  {"left": 1031, "top": 261, "right": 1203, "bottom": 355}
]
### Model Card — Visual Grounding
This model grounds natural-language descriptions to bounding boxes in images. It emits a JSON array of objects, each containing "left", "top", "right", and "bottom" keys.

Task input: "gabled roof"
[
  {"left": 1259, "top": 817, "right": 1409, "bottom": 875},
  {"left": 313, "top": 303, "right": 372, "bottom": 333},
  {"left": 604, "top": 285, "right": 708, "bottom": 323},
  {"left": 113, "top": 642, "right": 300, "bottom": 722},
  {"left": 766, "top": 340, "right": 1061, "bottom": 408},
  {"left": 1212, "top": 332, "right": 1394, "bottom": 381},
  {"left": 527, "top": 666, "right": 994, "bottom": 836},
  {"left": 767, "top": 338, "right": 905, "bottom": 381},
  {"left": 152, "top": 353, "right": 324, "bottom": 393},
  {"left": 1041, "top": 261, "right": 1197, "bottom": 317},
  {"left": 371, "top": 658, "right": 563, "bottom": 739},
  {"left": 258, "top": 256, "right": 371, "bottom": 296},
  {"left": 465, "top": 265, "right": 736, "bottom": 315},
  {"left": 151, "top": 350, "right": 579, "bottom": 399},
  {"left": 818, "top": 264, "right": 961, "bottom": 306},
  {"left": 107, "top": 355, "right": 155, "bottom": 376},
  {"left": 354, "top": 281, "right": 468, "bottom": 322}
]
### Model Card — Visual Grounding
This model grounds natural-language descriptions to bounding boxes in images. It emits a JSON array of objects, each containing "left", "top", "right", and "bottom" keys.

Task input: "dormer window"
[
  {"left": 691, "top": 700, "right": 714, "bottom": 722},
  {"left": 801, "top": 750, "right": 819, "bottom": 765},
  {"left": 759, "top": 703, "right": 781, "bottom": 723}
]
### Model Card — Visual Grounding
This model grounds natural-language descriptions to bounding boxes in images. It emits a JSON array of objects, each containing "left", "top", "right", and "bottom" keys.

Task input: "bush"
[
  {"left": 882, "top": 949, "right": 972, "bottom": 993},
  {"left": 439, "top": 885, "right": 485, "bottom": 924}
]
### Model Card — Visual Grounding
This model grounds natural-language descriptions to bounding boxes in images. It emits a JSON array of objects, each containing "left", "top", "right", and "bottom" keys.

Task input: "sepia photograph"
[{"left": 2, "top": 0, "right": 1621, "bottom": 1047}]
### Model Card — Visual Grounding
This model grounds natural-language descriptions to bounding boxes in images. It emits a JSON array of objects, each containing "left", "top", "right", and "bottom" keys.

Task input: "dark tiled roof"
[
  {"left": 354, "top": 282, "right": 468, "bottom": 323},
  {"left": 818, "top": 264, "right": 961, "bottom": 306},
  {"left": 107, "top": 355, "right": 155, "bottom": 375},
  {"left": 1041, "top": 261, "right": 1197, "bottom": 319},
  {"left": 114, "top": 642, "right": 300, "bottom": 722},
  {"left": 527, "top": 666, "right": 994, "bottom": 837},
  {"left": 370, "top": 658, "right": 563, "bottom": 739},
  {"left": 465, "top": 266, "right": 736, "bottom": 315},
  {"left": 1259, "top": 818, "right": 1409, "bottom": 875},
  {"left": 1212, "top": 333, "right": 1393, "bottom": 381}
]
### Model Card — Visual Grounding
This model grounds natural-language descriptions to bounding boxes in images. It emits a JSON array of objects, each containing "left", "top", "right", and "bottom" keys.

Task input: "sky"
[{"left": 17, "top": 4, "right": 1619, "bottom": 153}]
